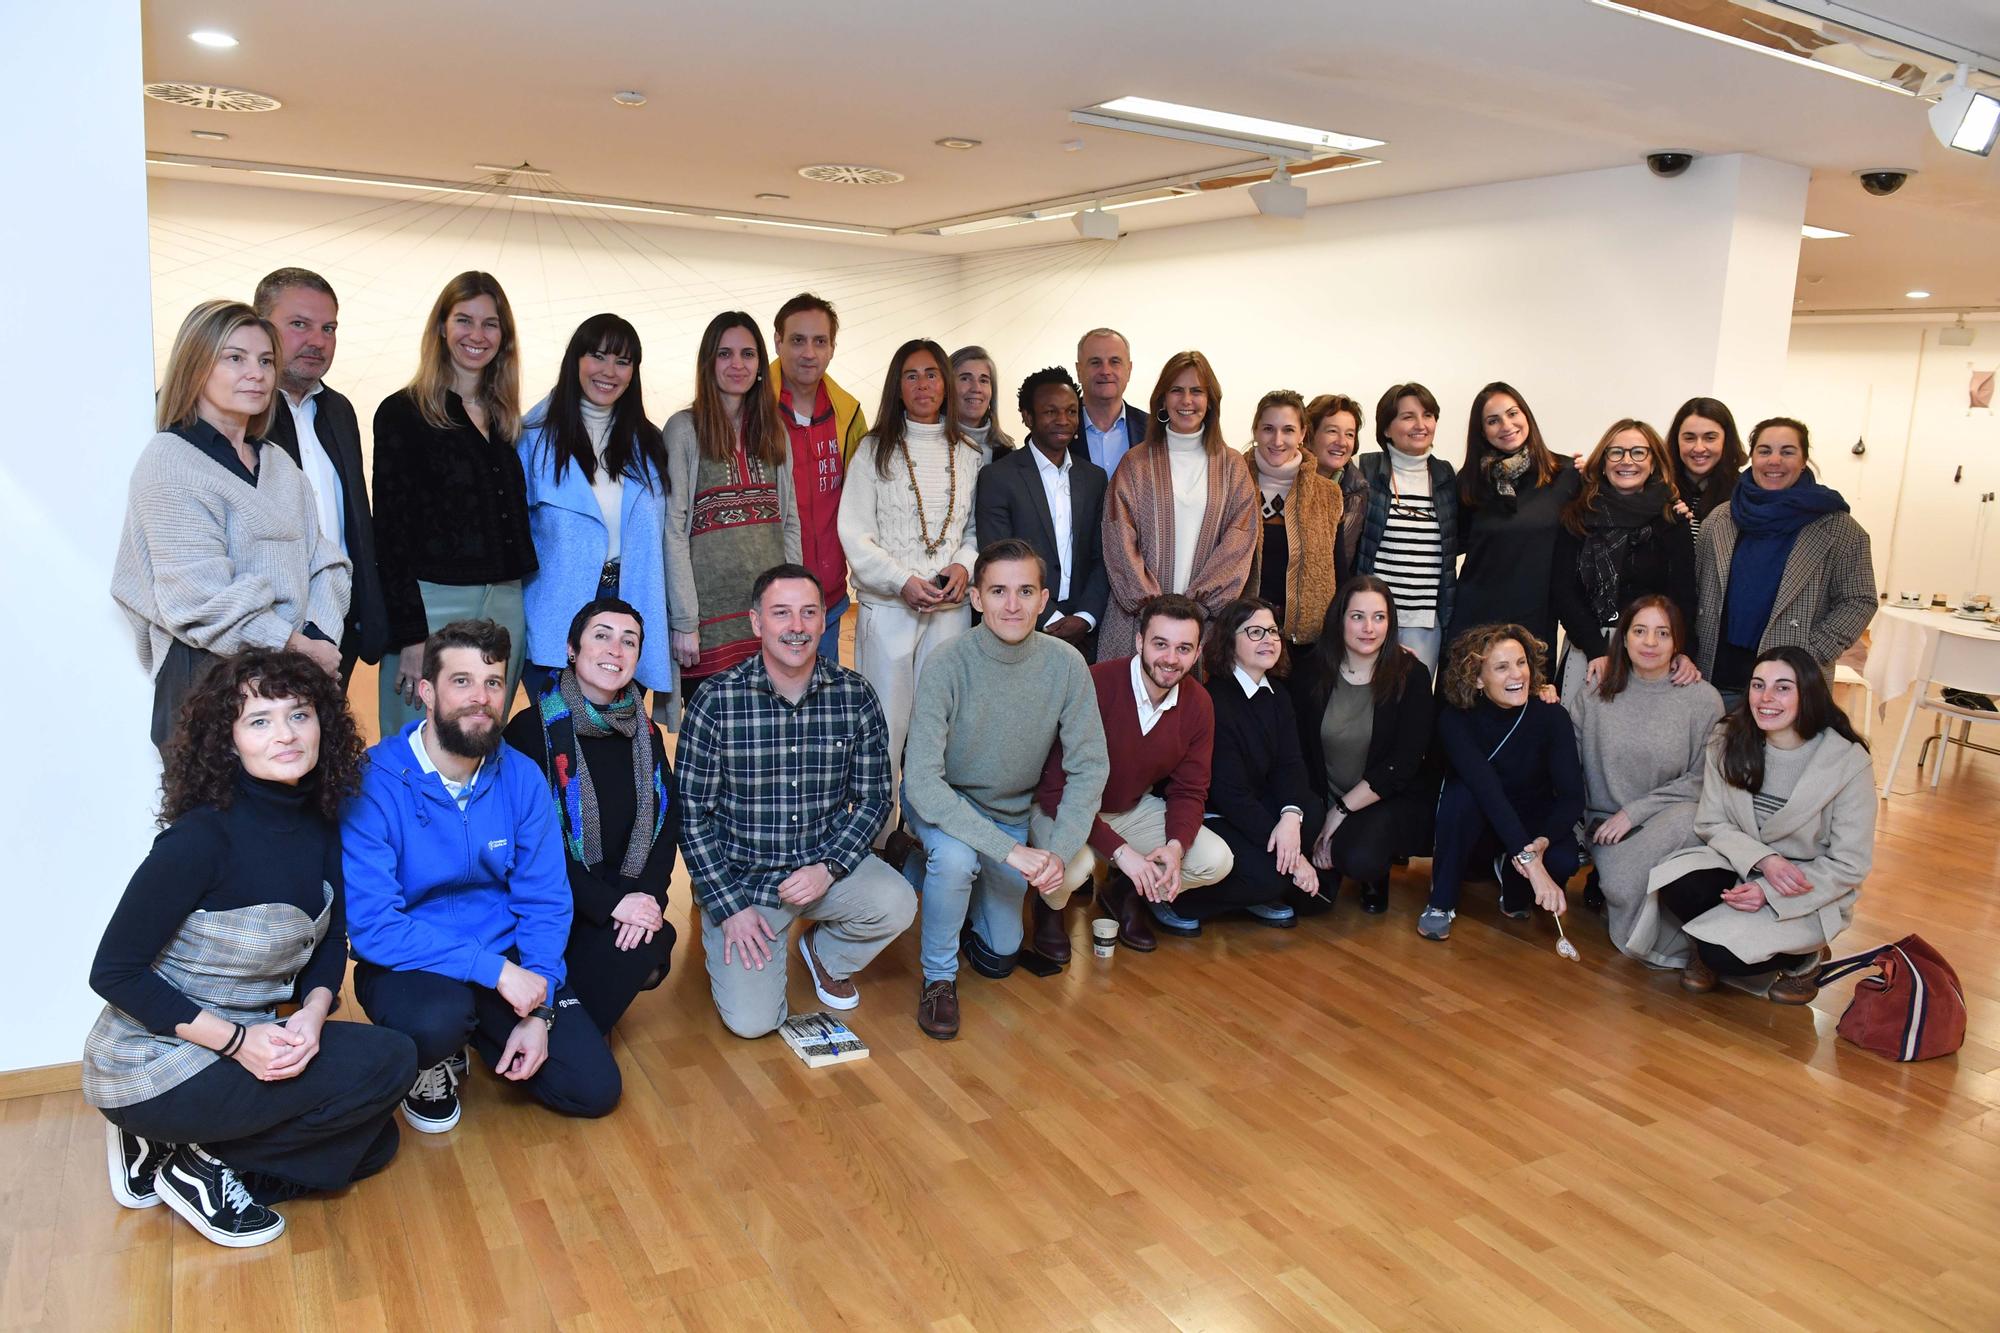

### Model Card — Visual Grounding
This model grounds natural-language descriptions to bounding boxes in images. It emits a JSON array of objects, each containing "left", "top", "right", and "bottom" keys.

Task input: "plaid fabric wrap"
[
  {"left": 676, "top": 655, "right": 893, "bottom": 924},
  {"left": 82, "top": 887, "right": 333, "bottom": 1109}
]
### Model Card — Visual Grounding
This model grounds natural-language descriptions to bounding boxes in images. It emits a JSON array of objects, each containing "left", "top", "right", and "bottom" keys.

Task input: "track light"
[
  {"left": 1930, "top": 63, "right": 2000, "bottom": 156},
  {"left": 1248, "top": 167, "right": 1307, "bottom": 219},
  {"left": 1072, "top": 207, "right": 1119, "bottom": 241}
]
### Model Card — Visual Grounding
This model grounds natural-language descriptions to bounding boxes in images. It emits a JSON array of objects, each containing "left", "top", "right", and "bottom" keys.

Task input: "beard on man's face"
[{"left": 433, "top": 704, "right": 502, "bottom": 759}]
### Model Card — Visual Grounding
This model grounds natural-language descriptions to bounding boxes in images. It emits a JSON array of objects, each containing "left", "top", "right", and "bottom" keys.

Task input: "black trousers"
[
  {"left": 566, "top": 918, "right": 675, "bottom": 1034},
  {"left": 1656, "top": 867, "right": 1816, "bottom": 976},
  {"left": 1285, "top": 791, "right": 1430, "bottom": 915},
  {"left": 1430, "top": 780, "right": 1581, "bottom": 913},
  {"left": 1173, "top": 817, "right": 1288, "bottom": 920},
  {"left": 102, "top": 1021, "right": 415, "bottom": 1203},
  {"left": 353, "top": 963, "right": 622, "bottom": 1119}
]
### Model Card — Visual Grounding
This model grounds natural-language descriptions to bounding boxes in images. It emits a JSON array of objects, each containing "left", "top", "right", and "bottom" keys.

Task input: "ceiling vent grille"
[
  {"left": 144, "top": 83, "right": 283, "bottom": 113},
  {"left": 796, "top": 164, "right": 904, "bottom": 186}
]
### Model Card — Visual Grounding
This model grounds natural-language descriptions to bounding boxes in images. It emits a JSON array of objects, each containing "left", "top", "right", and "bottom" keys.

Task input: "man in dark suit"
[
  {"left": 974, "top": 367, "right": 1108, "bottom": 660},
  {"left": 254, "top": 267, "right": 388, "bottom": 683},
  {"left": 1073, "top": 327, "right": 1149, "bottom": 479}
]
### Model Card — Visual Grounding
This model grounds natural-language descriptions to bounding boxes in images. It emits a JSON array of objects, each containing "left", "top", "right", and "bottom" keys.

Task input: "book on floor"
[{"left": 778, "top": 1011, "right": 870, "bottom": 1068}]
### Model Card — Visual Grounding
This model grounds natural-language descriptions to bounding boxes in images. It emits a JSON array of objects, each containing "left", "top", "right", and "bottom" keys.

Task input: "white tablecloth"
[{"left": 1862, "top": 604, "right": 2000, "bottom": 708}]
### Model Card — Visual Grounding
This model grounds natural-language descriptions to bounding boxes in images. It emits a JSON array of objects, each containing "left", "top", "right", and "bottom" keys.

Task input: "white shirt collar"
[
  {"left": 284, "top": 381, "right": 325, "bottom": 409},
  {"left": 1128, "top": 654, "right": 1179, "bottom": 734},
  {"left": 409, "top": 720, "right": 483, "bottom": 807},
  {"left": 1232, "top": 664, "right": 1272, "bottom": 698},
  {"left": 1030, "top": 444, "right": 1071, "bottom": 478}
]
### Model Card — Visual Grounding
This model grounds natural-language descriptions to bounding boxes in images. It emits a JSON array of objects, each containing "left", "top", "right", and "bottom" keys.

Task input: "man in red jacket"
[{"left": 1032, "top": 594, "right": 1234, "bottom": 951}]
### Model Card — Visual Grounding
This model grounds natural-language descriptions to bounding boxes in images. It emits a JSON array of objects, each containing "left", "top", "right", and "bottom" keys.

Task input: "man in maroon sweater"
[{"left": 1032, "top": 594, "right": 1234, "bottom": 950}]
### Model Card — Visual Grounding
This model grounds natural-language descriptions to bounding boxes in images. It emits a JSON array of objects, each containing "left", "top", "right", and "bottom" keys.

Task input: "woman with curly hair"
[
  {"left": 83, "top": 649, "right": 415, "bottom": 1248},
  {"left": 1421, "top": 624, "right": 1584, "bottom": 941}
]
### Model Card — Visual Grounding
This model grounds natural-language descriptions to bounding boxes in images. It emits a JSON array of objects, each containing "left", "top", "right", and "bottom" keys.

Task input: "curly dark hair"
[
  {"left": 159, "top": 649, "right": 366, "bottom": 826},
  {"left": 1440, "top": 623, "right": 1548, "bottom": 710}
]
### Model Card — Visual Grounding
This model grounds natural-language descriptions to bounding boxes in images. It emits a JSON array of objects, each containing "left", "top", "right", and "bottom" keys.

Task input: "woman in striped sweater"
[
  {"left": 1666, "top": 396, "right": 1745, "bottom": 541},
  {"left": 1355, "top": 381, "right": 1458, "bottom": 673}
]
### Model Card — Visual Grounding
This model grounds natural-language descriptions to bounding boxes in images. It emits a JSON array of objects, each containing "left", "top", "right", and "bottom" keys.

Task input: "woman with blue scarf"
[
  {"left": 504, "top": 597, "right": 678, "bottom": 1034},
  {"left": 1692, "top": 418, "right": 1876, "bottom": 707}
]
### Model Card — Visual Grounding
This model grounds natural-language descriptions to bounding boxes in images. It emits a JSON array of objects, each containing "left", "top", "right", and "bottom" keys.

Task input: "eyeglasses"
[
  {"left": 1237, "top": 624, "right": 1280, "bottom": 642},
  {"left": 1604, "top": 446, "right": 1652, "bottom": 463}
]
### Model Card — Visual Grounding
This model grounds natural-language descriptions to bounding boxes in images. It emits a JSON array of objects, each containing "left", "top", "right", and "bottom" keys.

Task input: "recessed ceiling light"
[
  {"left": 1907, "top": 290, "right": 1932, "bottom": 299},
  {"left": 190, "top": 130, "right": 229, "bottom": 142},
  {"left": 1079, "top": 96, "right": 1383, "bottom": 154},
  {"left": 1800, "top": 225, "right": 1850, "bottom": 239},
  {"left": 934, "top": 137, "right": 980, "bottom": 150},
  {"left": 755, "top": 192, "right": 789, "bottom": 201},
  {"left": 611, "top": 90, "right": 646, "bottom": 108},
  {"left": 1061, "top": 139, "right": 1085, "bottom": 152},
  {"left": 189, "top": 30, "right": 238, "bottom": 48}
]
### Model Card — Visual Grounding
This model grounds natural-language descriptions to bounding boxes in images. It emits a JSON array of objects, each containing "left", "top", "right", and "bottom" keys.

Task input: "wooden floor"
[{"left": 5, "top": 690, "right": 1997, "bottom": 1331}]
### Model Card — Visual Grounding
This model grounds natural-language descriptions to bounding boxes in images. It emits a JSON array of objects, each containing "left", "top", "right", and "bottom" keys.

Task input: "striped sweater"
[{"left": 112, "top": 429, "right": 351, "bottom": 677}]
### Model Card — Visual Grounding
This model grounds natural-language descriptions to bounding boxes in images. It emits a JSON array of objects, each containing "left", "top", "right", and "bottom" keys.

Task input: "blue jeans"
[
  {"left": 901, "top": 783, "right": 1028, "bottom": 982},
  {"left": 819, "top": 595, "right": 849, "bottom": 665}
]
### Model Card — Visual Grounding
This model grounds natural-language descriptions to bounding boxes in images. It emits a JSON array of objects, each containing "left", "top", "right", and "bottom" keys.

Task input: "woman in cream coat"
[{"left": 1631, "top": 645, "right": 1874, "bottom": 1004}]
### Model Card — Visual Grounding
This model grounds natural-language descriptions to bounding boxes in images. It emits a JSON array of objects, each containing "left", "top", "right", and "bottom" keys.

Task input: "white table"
[{"left": 1864, "top": 603, "right": 2000, "bottom": 798}]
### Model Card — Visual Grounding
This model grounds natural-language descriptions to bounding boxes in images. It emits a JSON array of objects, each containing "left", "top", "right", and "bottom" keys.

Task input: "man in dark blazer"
[
  {"left": 975, "top": 367, "right": 1108, "bottom": 659},
  {"left": 254, "top": 267, "right": 388, "bottom": 682},
  {"left": 1072, "top": 327, "right": 1149, "bottom": 479}
]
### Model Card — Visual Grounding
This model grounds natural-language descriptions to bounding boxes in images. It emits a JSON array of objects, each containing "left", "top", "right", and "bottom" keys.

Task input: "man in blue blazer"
[
  {"left": 974, "top": 368, "right": 1109, "bottom": 660},
  {"left": 1072, "top": 327, "right": 1149, "bottom": 479},
  {"left": 255, "top": 268, "right": 388, "bottom": 683}
]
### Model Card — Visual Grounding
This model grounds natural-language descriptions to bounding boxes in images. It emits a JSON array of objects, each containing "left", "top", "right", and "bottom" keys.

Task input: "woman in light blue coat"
[{"left": 518, "top": 314, "right": 674, "bottom": 713}]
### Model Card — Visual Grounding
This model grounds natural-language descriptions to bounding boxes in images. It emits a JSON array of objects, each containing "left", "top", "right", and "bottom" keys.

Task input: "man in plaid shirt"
[{"left": 677, "top": 563, "right": 914, "bottom": 1037}]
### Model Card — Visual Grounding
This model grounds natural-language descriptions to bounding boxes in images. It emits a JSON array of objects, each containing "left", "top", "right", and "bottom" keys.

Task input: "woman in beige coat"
[{"left": 1631, "top": 645, "right": 1875, "bottom": 1004}]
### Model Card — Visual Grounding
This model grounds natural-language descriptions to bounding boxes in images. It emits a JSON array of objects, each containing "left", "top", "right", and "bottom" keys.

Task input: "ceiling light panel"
[
  {"left": 1088, "top": 97, "right": 1383, "bottom": 152},
  {"left": 1800, "top": 224, "right": 1850, "bottom": 238}
]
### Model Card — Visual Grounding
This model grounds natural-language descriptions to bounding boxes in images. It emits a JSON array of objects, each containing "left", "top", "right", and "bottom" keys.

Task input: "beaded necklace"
[{"left": 902, "top": 431, "right": 960, "bottom": 557}]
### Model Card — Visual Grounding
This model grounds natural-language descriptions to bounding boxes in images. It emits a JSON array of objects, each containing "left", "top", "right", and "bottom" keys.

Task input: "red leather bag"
[{"left": 1815, "top": 934, "right": 1965, "bottom": 1061}]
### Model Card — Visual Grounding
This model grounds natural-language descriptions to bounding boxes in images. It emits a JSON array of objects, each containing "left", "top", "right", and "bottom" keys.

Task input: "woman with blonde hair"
[
  {"left": 950, "top": 345, "right": 1015, "bottom": 461},
  {"left": 112, "top": 300, "right": 350, "bottom": 750},
  {"left": 663, "top": 310, "right": 800, "bottom": 706},
  {"left": 1243, "top": 389, "right": 1343, "bottom": 652},
  {"left": 371, "top": 271, "right": 534, "bottom": 732},
  {"left": 1100, "top": 350, "right": 1259, "bottom": 658}
]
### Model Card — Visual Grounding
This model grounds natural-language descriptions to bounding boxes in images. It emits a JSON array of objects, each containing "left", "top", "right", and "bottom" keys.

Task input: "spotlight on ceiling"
[
  {"left": 1248, "top": 166, "right": 1307, "bottom": 219},
  {"left": 1072, "top": 207, "right": 1120, "bottom": 241},
  {"left": 189, "top": 30, "right": 237, "bottom": 48},
  {"left": 1930, "top": 63, "right": 2000, "bottom": 157}
]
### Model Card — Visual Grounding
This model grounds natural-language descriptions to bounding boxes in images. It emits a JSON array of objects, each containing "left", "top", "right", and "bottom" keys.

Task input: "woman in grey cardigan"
[
  {"left": 112, "top": 301, "right": 349, "bottom": 750},
  {"left": 1568, "top": 596, "right": 1722, "bottom": 966},
  {"left": 1632, "top": 645, "right": 1875, "bottom": 1003}
]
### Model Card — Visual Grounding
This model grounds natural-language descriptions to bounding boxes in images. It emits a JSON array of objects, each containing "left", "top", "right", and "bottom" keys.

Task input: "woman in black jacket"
[
  {"left": 1552, "top": 418, "right": 1699, "bottom": 693},
  {"left": 85, "top": 650, "right": 415, "bottom": 1249},
  {"left": 1447, "top": 381, "right": 1579, "bottom": 653},
  {"left": 1148, "top": 598, "right": 1322, "bottom": 937},
  {"left": 504, "top": 597, "right": 679, "bottom": 1034},
  {"left": 1298, "top": 576, "right": 1436, "bottom": 914}
]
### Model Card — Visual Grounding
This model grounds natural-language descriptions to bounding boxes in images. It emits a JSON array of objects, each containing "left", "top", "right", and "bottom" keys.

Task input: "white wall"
[
  {"left": 1784, "top": 318, "right": 2000, "bottom": 596},
  {"left": 0, "top": 6, "right": 162, "bottom": 1071}
]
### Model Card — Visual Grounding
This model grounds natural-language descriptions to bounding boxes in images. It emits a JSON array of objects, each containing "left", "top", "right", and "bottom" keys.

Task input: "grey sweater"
[
  {"left": 1566, "top": 674, "right": 1723, "bottom": 826},
  {"left": 903, "top": 625, "right": 1108, "bottom": 864},
  {"left": 112, "top": 431, "right": 350, "bottom": 677}
]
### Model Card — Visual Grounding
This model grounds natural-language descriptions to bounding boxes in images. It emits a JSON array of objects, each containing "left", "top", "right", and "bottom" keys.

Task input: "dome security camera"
[
  {"left": 1855, "top": 169, "right": 1914, "bottom": 196},
  {"left": 1646, "top": 151, "right": 1695, "bottom": 177}
]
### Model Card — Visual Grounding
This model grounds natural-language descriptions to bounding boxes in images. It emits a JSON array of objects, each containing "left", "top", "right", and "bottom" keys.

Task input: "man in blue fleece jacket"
[{"left": 344, "top": 620, "right": 620, "bottom": 1133}]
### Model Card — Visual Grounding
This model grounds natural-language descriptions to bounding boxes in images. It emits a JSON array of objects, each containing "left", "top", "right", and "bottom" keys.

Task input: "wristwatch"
[
  {"left": 529, "top": 1004, "right": 556, "bottom": 1030},
  {"left": 1513, "top": 847, "right": 1539, "bottom": 868}
]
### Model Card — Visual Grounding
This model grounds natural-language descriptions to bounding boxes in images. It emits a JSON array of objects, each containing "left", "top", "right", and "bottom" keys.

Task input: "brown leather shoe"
[
  {"left": 1680, "top": 949, "right": 1717, "bottom": 993},
  {"left": 798, "top": 928, "right": 858, "bottom": 1010},
  {"left": 1768, "top": 949, "right": 1828, "bottom": 1006},
  {"left": 917, "top": 979, "right": 959, "bottom": 1040},
  {"left": 1098, "top": 870, "right": 1156, "bottom": 953},
  {"left": 1030, "top": 896, "right": 1071, "bottom": 965}
]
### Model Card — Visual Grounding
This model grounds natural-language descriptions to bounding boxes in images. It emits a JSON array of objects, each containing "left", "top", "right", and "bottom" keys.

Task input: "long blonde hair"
[
  {"left": 409, "top": 271, "right": 521, "bottom": 443},
  {"left": 155, "top": 299, "right": 279, "bottom": 439}
]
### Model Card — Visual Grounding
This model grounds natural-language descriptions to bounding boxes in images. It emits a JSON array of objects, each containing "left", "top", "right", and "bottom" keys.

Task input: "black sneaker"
[
  {"left": 105, "top": 1121, "right": 171, "bottom": 1209},
  {"left": 154, "top": 1144, "right": 285, "bottom": 1248},
  {"left": 445, "top": 1047, "right": 469, "bottom": 1082},
  {"left": 403, "top": 1060, "right": 462, "bottom": 1134}
]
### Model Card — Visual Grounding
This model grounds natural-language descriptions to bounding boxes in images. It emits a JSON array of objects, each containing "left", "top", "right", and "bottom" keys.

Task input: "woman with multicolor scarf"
[{"left": 504, "top": 597, "right": 679, "bottom": 1034}]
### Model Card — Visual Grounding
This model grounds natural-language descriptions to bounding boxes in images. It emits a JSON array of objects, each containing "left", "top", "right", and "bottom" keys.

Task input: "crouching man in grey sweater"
[{"left": 902, "top": 539, "right": 1109, "bottom": 1040}]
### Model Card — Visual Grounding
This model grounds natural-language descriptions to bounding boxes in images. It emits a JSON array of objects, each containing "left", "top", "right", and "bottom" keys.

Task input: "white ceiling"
[{"left": 139, "top": 0, "right": 2000, "bottom": 311}]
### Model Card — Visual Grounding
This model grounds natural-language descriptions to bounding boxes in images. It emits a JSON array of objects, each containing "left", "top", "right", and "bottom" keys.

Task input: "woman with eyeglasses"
[
  {"left": 1551, "top": 419, "right": 1699, "bottom": 695},
  {"left": 1145, "top": 598, "right": 1319, "bottom": 936}
]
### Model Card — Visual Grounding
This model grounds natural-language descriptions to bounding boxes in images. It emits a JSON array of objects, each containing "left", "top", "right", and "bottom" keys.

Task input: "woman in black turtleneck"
[
  {"left": 84, "top": 649, "right": 415, "bottom": 1250},
  {"left": 1420, "top": 624, "right": 1584, "bottom": 942}
]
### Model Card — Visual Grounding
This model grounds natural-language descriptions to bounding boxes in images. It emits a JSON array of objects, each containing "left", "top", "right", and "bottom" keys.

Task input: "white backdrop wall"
[{"left": 1784, "top": 317, "right": 2000, "bottom": 596}]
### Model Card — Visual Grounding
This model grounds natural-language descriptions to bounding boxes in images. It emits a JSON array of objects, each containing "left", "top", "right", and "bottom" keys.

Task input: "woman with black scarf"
[
  {"left": 1446, "top": 381, "right": 1579, "bottom": 656},
  {"left": 504, "top": 596, "right": 679, "bottom": 1035},
  {"left": 1552, "top": 419, "right": 1699, "bottom": 694}
]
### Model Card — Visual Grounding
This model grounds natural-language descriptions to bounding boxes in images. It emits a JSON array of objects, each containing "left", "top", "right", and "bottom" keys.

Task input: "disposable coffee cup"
[{"left": 1091, "top": 918, "right": 1118, "bottom": 958}]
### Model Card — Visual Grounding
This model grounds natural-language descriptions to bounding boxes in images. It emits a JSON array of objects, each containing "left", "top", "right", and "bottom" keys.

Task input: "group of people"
[{"left": 92, "top": 267, "right": 1883, "bottom": 1249}]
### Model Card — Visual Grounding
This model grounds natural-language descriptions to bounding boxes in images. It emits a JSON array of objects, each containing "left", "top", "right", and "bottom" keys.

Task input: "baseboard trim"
[{"left": 0, "top": 1061, "right": 82, "bottom": 1101}]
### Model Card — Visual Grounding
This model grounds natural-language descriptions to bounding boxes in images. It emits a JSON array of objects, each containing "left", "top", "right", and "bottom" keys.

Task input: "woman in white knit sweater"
[
  {"left": 837, "top": 338, "right": 982, "bottom": 817},
  {"left": 112, "top": 300, "right": 349, "bottom": 751}
]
